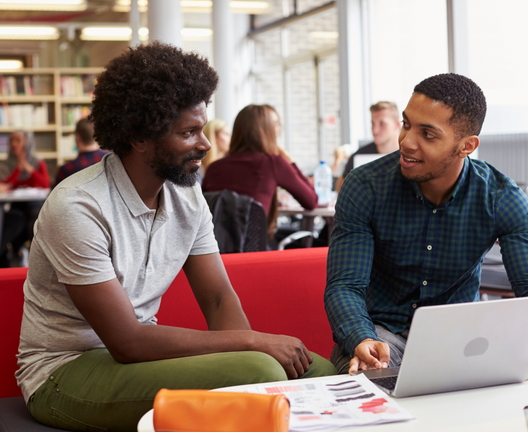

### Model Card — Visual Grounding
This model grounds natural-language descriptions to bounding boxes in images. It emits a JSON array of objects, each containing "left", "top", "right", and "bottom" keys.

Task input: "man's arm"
[
  {"left": 496, "top": 188, "right": 528, "bottom": 297},
  {"left": 66, "top": 252, "right": 313, "bottom": 378},
  {"left": 324, "top": 172, "right": 389, "bottom": 370}
]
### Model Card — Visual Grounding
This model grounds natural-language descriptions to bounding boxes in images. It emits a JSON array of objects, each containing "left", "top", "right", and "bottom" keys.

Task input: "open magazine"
[{"left": 215, "top": 374, "right": 414, "bottom": 431}]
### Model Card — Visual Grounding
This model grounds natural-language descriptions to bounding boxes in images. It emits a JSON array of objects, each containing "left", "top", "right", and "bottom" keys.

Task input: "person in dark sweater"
[
  {"left": 202, "top": 104, "right": 318, "bottom": 235},
  {"left": 55, "top": 118, "right": 107, "bottom": 186},
  {"left": 336, "top": 101, "right": 401, "bottom": 192}
]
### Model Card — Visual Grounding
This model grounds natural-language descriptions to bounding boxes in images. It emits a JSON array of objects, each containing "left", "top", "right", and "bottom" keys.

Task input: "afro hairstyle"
[
  {"left": 413, "top": 73, "right": 487, "bottom": 138},
  {"left": 89, "top": 41, "right": 218, "bottom": 157}
]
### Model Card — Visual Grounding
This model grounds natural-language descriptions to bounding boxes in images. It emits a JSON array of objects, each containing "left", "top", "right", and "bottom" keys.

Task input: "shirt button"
[
  {"left": 433, "top": 209, "right": 437, "bottom": 214},
  {"left": 427, "top": 245, "right": 432, "bottom": 251},
  {"left": 412, "top": 303, "right": 417, "bottom": 309},
  {"left": 146, "top": 267, "right": 152, "bottom": 273},
  {"left": 148, "top": 213, "right": 153, "bottom": 219},
  {"left": 422, "top": 280, "right": 427, "bottom": 286}
]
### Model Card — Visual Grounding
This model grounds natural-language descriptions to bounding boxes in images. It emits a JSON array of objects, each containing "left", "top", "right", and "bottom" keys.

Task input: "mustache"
[{"left": 183, "top": 150, "right": 207, "bottom": 162}]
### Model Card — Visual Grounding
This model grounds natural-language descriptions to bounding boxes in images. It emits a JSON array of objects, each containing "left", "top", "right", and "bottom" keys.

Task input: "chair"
[
  {"left": 203, "top": 189, "right": 312, "bottom": 253},
  {"left": 204, "top": 190, "right": 267, "bottom": 253}
]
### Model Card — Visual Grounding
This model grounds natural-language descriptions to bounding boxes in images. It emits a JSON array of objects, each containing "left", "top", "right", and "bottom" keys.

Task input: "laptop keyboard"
[{"left": 370, "top": 376, "right": 397, "bottom": 391}]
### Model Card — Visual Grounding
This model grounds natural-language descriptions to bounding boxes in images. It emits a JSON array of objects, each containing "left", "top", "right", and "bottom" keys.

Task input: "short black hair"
[
  {"left": 89, "top": 41, "right": 218, "bottom": 157},
  {"left": 414, "top": 73, "right": 486, "bottom": 138}
]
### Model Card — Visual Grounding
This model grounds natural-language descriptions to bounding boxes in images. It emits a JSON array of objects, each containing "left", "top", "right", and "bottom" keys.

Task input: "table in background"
[
  {"left": 137, "top": 375, "right": 528, "bottom": 432},
  {"left": 278, "top": 205, "right": 335, "bottom": 247},
  {"left": 0, "top": 188, "right": 50, "bottom": 249}
]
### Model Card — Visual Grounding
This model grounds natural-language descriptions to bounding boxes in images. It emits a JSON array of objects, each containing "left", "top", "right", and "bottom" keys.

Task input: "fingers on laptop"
[{"left": 349, "top": 340, "right": 391, "bottom": 373}]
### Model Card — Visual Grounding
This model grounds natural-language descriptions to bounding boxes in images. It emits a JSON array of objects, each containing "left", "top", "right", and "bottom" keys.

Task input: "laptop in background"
[
  {"left": 354, "top": 297, "right": 528, "bottom": 398},
  {"left": 353, "top": 153, "right": 384, "bottom": 168}
]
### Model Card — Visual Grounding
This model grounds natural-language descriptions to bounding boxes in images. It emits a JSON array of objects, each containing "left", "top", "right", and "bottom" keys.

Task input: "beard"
[{"left": 150, "top": 144, "right": 206, "bottom": 188}]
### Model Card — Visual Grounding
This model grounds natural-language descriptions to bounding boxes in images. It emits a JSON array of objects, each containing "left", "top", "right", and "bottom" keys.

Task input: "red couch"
[{"left": 0, "top": 247, "right": 334, "bottom": 400}]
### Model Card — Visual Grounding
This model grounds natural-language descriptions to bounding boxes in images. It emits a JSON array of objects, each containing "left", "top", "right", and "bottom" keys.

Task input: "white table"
[
  {"left": 0, "top": 188, "right": 49, "bottom": 249},
  {"left": 137, "top": 376, "right": 528, "bottom": 432}
]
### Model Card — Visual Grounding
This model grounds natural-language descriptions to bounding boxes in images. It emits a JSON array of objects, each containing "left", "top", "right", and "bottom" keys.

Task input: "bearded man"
[{"left": 16, "top": 42, "right": 336, "bottom": 432}]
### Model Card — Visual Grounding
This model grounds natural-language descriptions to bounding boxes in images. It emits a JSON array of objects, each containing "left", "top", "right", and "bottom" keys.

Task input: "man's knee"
[
  {"left": 230, "top": 351, "right": 288, "bottom": 384},
  {"left": 302, "top": 352, "right": 337, "bottom": 378}
]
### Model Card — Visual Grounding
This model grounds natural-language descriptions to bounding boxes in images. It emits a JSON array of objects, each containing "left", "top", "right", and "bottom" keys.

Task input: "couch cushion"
[
  {"left": 0, "top": 397, "right": 66, "bottom": 432},
  {"left": 0, "top": 268, "right": 27, "bottom": 399},
  {"left": 157, "top": 248, "right": 334, "bottom": 358}
]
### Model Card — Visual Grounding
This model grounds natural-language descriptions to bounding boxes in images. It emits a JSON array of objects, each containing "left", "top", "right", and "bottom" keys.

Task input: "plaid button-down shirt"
[
  {"left": 325, "top": 151, "right": 528, "bottom": 356},
  {"left": 55, "top": 149, "right": 108, "bottom": 186}
]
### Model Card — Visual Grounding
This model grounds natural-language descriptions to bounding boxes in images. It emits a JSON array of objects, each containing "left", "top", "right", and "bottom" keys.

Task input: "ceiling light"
[
  {"left": 230, "top": 1, "right": 270, "bottom": 13},
  {"left": 113, "top": 0, "right": 147, "bottom": 13},
  {"left": 0, "top": 59, "right": 24, "bottom": 69},
  {"left": 80, "top": 26, "right": 211, "bottom": 42},
  {"left": 138, "top": 27, "right": 148, "bottom": 41},
  {"left": 113, "top": 0, "right": 271, "bottom": 14},
  {"left": 0, "top": 25, "right": 59, "bottom": 40},
  {"left": 80, "top": 27, "right": 133, "bottom": 41},
  {"left": 0, "top": 0, "right": 87, "bottom": 11},
  {"left": 309, "top": 31, "right": 339, "bottom": 40}
]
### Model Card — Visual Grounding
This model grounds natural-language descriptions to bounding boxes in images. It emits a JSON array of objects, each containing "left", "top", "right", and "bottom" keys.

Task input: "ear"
[
  {"left": 130, "top": 139, "right": 149, "bottom": 153},
  {"left": 458, "top": 135, "right": 479, "bottom": 158}
]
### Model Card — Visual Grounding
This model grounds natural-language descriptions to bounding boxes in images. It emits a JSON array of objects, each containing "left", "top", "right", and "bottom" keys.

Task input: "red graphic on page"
[{"left": 359, "top": 398, "right": 399, "bottom": 414}]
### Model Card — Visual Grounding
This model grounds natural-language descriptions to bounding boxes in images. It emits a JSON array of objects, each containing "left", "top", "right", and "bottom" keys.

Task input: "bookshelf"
[{"left": 0, "top": 68, "right": 101, "bottom": 178}]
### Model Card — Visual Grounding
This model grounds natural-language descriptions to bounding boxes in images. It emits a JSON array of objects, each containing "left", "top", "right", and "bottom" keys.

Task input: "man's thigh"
[
  {"left": 331, "top": 325, "right": 408, "bottom": 374},
  {"left": 29, "top": 349, "right": 336, "bottom": 432}
]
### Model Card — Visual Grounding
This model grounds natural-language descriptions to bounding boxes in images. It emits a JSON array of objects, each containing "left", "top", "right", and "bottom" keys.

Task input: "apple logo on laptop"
[{"left": 464, "top": 337, "right": 489, "bottom": 357}]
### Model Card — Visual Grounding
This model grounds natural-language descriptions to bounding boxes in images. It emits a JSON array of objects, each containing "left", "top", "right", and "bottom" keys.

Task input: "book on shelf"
[
  {"left": 0, "top": 133, "right": 8, "bottom": 153},
  {"left": 0, "top": 74, "right": 53, "bottom": 96},
  {"left": 60, "top": 133, "right": 77, "bottom": 158},
  {"left": 61, "top": 105, "right": 90, "bottom": 126},
  {"left": 0, "top": 103, "right": 49, "bottom": 127},
  {"left": 60, "top": 75, "right": 95, "bottom": 97}
]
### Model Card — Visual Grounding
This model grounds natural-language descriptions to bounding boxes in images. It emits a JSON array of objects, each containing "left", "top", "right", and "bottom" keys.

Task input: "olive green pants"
[{"left": 28, "top": 349, "right": 337, "bottom": 432}]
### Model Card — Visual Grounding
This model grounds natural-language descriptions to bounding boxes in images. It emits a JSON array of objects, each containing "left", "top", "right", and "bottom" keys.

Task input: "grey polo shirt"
[{"left": 16, "top": 153, "right": 219, "bottom": 403}]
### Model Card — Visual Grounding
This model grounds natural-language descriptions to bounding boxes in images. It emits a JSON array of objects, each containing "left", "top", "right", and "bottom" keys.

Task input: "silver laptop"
[{"left": 354, "top": 297, "right": 528, "bottom": 398}]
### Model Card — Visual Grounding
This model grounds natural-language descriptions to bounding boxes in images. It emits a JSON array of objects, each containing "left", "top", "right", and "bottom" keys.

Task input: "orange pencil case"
[{"left": 153, "top": 388, "right": 290, "bottom": 432}]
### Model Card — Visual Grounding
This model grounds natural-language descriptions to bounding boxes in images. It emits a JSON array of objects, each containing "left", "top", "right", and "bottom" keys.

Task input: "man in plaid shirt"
[
  {"left": 55, "top": 118, "right": 107, "bottom": 186},
  {"left": 325, "top": 73, "right": 528, "bottom": 374}
]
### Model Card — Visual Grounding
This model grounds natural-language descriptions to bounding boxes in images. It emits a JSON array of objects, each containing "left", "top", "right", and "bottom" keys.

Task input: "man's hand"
[
  {"left": 348, "top": 338, "right": 390, "bottom": 373},
  {"left": 251, "top": 332, "right": 313, "bottom": 379}
]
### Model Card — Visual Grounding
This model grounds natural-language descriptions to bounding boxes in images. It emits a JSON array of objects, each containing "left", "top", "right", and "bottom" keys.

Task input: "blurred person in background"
[
  {"left": 0, "top": 130, "right": 50, "bottom": 267},
  {"left": 336, "top": 101, "right": 401, "bottom": 192},
  {"left": 199, "top": 118, "right": 231, "bottom": 181},
  {"left": 55, "top": 118, "right": 107, "bottom": 186},
  {"left": 202, "top": 104, "right": 317, "bottom": 239}
]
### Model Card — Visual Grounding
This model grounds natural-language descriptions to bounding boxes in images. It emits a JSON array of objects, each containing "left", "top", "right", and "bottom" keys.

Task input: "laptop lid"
[{"left": 390, "top": 297, "right": 528, "bottom": 397}]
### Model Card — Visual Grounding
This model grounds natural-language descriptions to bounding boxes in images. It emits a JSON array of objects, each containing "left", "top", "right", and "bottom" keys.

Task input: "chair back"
[{"left": 203, "top": 189, "right": 267, "bottom": 253}]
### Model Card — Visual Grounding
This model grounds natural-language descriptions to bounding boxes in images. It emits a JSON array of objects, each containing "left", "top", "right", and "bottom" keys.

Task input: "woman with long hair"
[
  {"left": 0, "top": 131, "right": 50, "bottom": 266},
  {"left": 202, "top": 104, "right": 317, "bottom": 237},
  {"left": 201, "top": 118, "right": 231, "bottom": 174}
]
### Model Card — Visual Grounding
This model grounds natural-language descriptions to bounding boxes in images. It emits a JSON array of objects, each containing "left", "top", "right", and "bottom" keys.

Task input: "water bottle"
[{"left": 314, "top": 161, "right": 333, "bottom": 205}]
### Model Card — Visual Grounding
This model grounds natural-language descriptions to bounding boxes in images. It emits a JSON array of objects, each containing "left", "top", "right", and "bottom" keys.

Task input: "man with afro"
[
  {"left": 16, "top": 42, "right": 336, "bottom": 431},
  {"left": 325, "top": 73, "right": 528, "bottom": 375}
]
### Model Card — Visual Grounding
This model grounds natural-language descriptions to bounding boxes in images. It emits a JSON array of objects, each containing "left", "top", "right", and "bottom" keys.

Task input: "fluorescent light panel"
[
  {"left": 310, "top": 31, "right": 339, "bottom": 40},
  {"left": 0, "top": 59, "right": 24, "bottom": 69},
  {"left": 0, "top": 25, "right": 59, "bottom": 39},
  {"left": 0, "top": 0, "right": 86, "bottom": 11},
  {"left": 80, "top": 27, "right": 211, "bottom": 42},
  {"left": 113, "top": 0, "right": 271, "bottom": 14}
]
